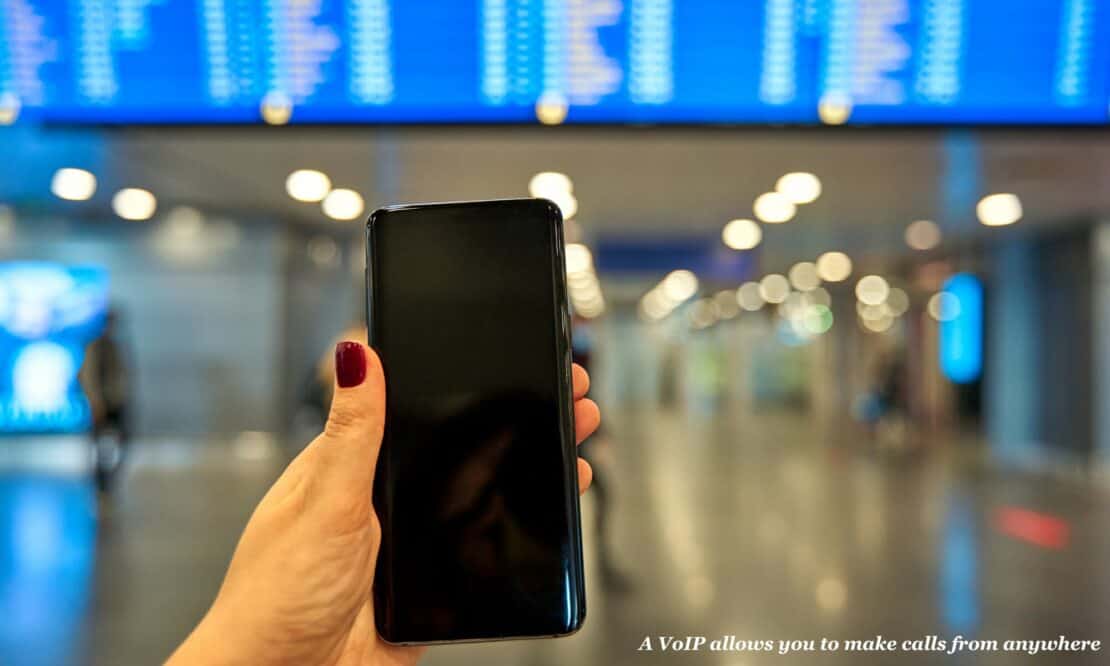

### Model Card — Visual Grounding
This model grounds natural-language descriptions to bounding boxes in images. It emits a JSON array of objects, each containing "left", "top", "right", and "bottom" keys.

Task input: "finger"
[
  {"left": 572, "top": 364, "right": 590, "bottom": 400},
  {"left": 574, "top": 398, "right": 600, "bottom": 445},
  {"left": 315, "top": 342, "right": 387, "bottom": 490},
  {"left": 577, "top": 458, "right": 593, "bottom": 495}
]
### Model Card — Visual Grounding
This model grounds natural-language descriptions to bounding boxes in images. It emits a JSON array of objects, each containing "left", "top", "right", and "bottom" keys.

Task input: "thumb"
[{"left": 317, "top": 341, "right": 386, "bottom": 487}]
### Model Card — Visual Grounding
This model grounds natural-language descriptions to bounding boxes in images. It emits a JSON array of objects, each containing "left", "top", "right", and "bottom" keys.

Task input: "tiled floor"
[{"left": 3, "top": 408, "right": 1109, "bottom": 665}]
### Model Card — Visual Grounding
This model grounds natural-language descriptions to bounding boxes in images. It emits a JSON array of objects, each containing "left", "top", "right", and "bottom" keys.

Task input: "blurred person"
[
  {"left": 169, "top": 342, "right": 600, "bottom": 665},
  {"left": 856, "top": 346, "right": 909, "bottom": 453},
  {"left": 876, "top": 349, "right": 909, "bottom": 452},
  {"left": 79, "top": 308, "right": 132, "bottom": 494}
]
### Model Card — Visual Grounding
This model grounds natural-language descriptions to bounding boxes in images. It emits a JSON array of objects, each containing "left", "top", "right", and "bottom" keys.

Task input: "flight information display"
[{"left": 1, "top": 0, "right": 1108, "bottom": 125}]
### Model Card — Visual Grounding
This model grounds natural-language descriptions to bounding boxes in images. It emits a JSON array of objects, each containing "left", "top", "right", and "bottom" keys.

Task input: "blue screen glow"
[
  {"left": 0, "top": 262, "right": 108, "bottom": 434},
  {"left": 0, "top": 475, "right": 96, "bottom": 664},
  {"left": 1, "top": 1, "right": 1107, "bottom": 125},
  {"left": 939, "top": 272, "right": 983, "bottom": 384}
]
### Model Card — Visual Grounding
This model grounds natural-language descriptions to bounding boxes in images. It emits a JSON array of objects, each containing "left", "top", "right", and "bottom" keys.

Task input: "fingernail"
[{"left": 335, "top": 342, "right": 367, "bottom": 388}]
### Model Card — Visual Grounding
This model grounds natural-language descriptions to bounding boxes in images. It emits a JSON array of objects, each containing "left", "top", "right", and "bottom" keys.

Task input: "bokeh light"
[
  {"left": 51, "top": 168, "right": 97, "bottom": 201},
  {"left": 286, "top": 169, "right": 332, "bottom": 203},
  {"left": 788, "top": 261, "right": 820, "bottom": 291},
  {"left": 905, "top": 219, "right": 942, "bottom": 250},
  {"left": 759, "top": 273, "right": 790, "bottom": 304},
  {"left": 322, "top": 188, "right": 365, "bottom": 221},
  {"left": 775, "top": 172, "right": 821, "bottom": 204},
  {"left": 736, "top": 282, "right": 764, "bottom": 311},
  {"left": 753, "top": 192, "right": 796, "bottom": 224},
  {"left": 816, "top": 251, "right": 852, "bottom": 282},
  {"left": 977, "top": 193, "right": 1023, "bottom": 226},
  {"left": 112, "top": 188, "right": 157, "bottom": 221},
  {"left": 855, "top": 275, "right": 890, "bottom": 306},
  {"left": 722, "top": 218, "right": 762, "bottom": 250}
]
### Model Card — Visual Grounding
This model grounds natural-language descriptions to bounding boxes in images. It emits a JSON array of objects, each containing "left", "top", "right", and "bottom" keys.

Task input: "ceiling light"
[
  {"left": 529, "top": 171, "right": 572, "bottom": 198},
  {"left": 816, "top": 251, "right": 852, "bottom": 282},
  {"left": 736, "top": 282, "right": 764, "bottom": 311},
  {"left": 535, "top": 93, "right": 568, "bottom": 125},
  {"left": 759, "top": 273, "right": 790, "bottom": 304},
  {"left": 661, "top": 270, "right": 698, "bottom": 303},
  {"left": 286, "top": 169, "right": 331, "bottom": 202},
  {"left": 322, "top": 188, "right": 364, "bottom": 221},
  {"left": 776, "top": 172, "right": 821, "bottom": 204},
  {"left": 977, "top": 193, "right": 1022, "bottom": 227},
  {"left": 112, "top": 188, "right": 157, "bottom": 221},
  {"left": 788, "top": 261, "right": 820, "bottom": 291},
  {"left": 51, "top": 168, "right": 97, "bottom": 201},
  {"left": 713, "top": 290, "right": 740, "bottom": 319},
  {"left": 753, "top": 192, "right": 796, "bottom": 224},
  {"left": 260, "top": 91, "right": 293, "bottom": 125},
  {"left": 565, "top": 243, "right": 593, "bottom": 273},
  {"left": 818, "top": 93, "right": 852, "bottom": 125},
  {"left": 640, "top": 289, "right": 672, "bottom": 321},
  {"left": 548, "top": 189, "right": 578, "bottom": 220},
  {"left": 855, "top": 275, "right": 890, "bottom": 306},
  {"left": 722, "top": 218, "right": 762, "bottom": 250}
]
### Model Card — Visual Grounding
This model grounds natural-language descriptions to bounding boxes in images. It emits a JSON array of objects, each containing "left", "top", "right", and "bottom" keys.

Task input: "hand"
[{"left": 168, "top": 342, "right": 601, "bottom": 666}]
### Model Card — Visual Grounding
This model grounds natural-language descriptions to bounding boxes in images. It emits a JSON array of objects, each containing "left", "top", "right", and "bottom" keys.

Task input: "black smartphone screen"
[{"left": 366, "top": 199, "right": 585, "bottom": 644}]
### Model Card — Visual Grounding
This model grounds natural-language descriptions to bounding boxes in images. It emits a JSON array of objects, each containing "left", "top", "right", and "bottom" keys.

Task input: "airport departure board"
[{"left": 0, "top": 0, "right": 1107, "bottom": 125}]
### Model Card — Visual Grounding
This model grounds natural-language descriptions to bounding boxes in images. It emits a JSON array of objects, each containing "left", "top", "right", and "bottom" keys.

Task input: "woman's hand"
[{"left": 168, "top": 342, "right": 600, "bottom": 666}]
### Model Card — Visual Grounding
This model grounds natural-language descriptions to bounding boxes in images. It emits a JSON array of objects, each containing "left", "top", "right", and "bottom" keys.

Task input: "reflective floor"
[{"left": 3, "top": 408, "right": 1109, "bottom": 665}]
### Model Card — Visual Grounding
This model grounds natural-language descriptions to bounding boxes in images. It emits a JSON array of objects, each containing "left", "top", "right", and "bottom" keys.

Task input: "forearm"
[{"left": 166, "top": 600, "right": 352, "bottom": 666}]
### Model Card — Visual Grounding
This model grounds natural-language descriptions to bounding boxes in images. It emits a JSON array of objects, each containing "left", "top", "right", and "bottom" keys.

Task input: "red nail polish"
[{"left": 335, "top": 342, "right": 367, "bottom": 388}]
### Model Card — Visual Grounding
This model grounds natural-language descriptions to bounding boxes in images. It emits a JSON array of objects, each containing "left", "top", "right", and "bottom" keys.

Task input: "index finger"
[{"left": 572, "top": 364, "right": 590, "bottom": 400}]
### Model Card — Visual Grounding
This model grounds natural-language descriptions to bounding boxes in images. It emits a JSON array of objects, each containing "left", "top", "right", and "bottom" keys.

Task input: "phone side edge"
[
  {"left": 547, "top": 200, "right": 588, "bottom": 636},
  {"left": 365, "top": 209, "right": 398, "bottom": 642}
]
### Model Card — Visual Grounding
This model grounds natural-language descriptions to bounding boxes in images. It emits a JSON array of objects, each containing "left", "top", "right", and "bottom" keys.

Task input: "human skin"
[{"left": 167, "top": 342, "right": 600, "bottom": 666}]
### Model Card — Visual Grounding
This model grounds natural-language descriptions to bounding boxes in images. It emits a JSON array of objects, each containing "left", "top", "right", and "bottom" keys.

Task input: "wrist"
[{"left": 166, "top": 604, "right": 261, "bottom": 666}]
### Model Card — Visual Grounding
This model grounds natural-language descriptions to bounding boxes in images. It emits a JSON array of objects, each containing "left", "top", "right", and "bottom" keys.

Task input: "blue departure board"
[{"left": 0, "top": 0, "right": 1107, "bottom": 125}]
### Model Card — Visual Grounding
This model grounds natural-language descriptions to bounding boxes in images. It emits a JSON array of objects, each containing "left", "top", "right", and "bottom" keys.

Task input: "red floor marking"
[{"left": 993, "top": 506, "right": 1071, "bottom": 550}]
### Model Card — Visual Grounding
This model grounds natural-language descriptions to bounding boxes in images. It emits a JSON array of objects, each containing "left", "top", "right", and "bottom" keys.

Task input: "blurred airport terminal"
[{"left": 4, "top": 1, "right": 1110, "bottom": 665}]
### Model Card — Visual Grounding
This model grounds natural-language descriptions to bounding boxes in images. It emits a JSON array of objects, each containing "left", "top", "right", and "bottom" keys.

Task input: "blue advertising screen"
[
  {"left": 939, "top": 273, "right": 983, "bottom": 385},
  {"left": 0, "top": 262, "right": 108, "bottom": 433},
  {"left": 1, "top": 1, "right": 1108, "bottom": 125}
]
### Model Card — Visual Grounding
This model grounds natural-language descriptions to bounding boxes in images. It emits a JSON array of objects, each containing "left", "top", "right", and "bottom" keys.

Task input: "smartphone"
[{"left": 366, "top": 198, "right": 586, "bottom": 644}]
